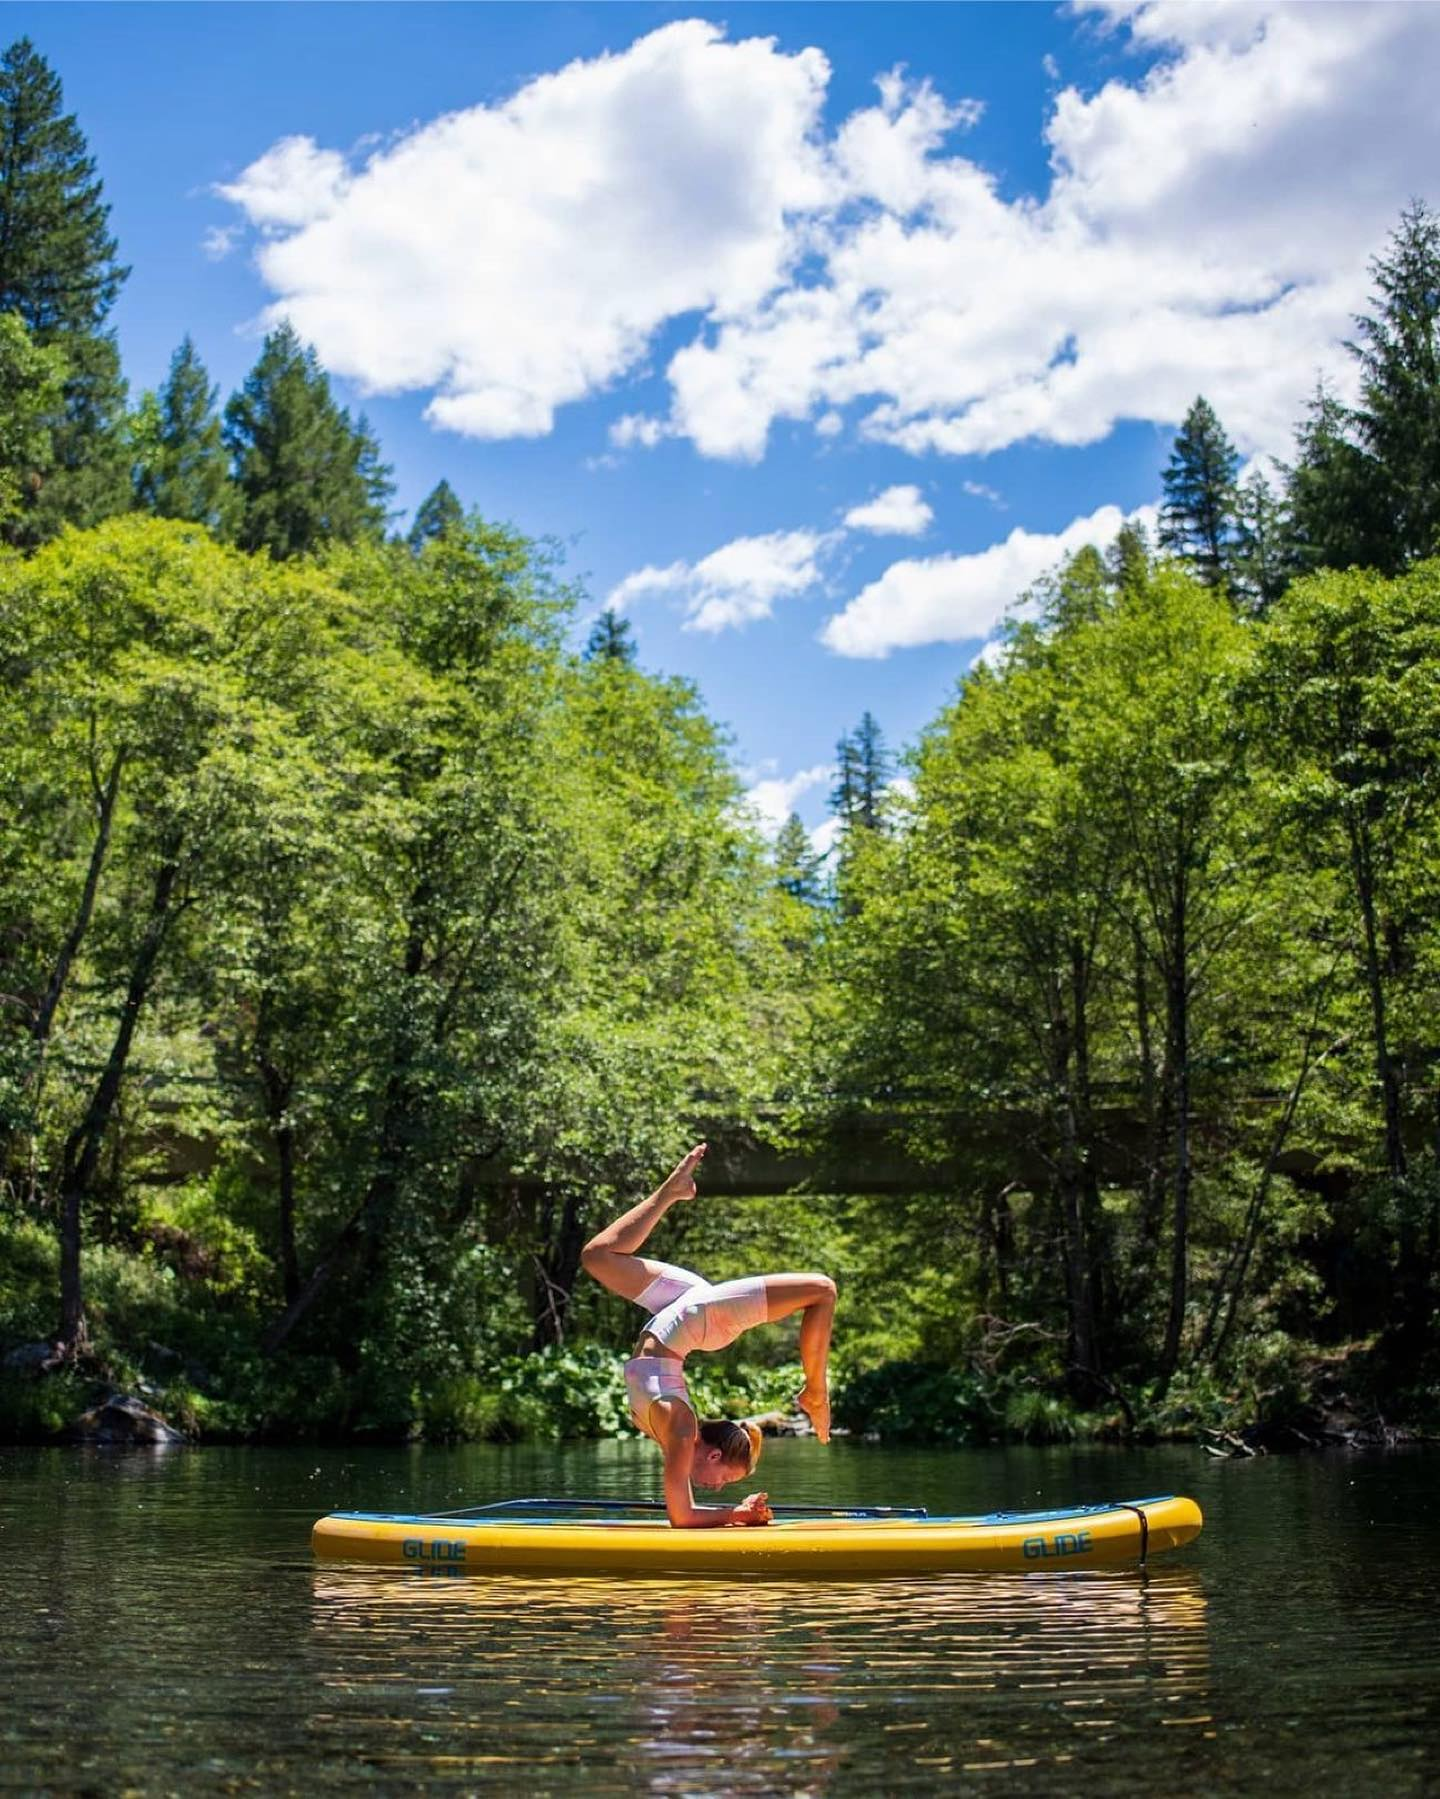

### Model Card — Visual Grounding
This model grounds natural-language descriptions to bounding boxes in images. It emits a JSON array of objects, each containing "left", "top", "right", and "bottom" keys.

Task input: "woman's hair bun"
[{"left": 741, "top": 1419, "right": 763, "bottom": 1468}]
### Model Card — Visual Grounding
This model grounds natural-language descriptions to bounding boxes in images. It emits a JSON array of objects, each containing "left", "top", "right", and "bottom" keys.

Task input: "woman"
[{"left": 581, "top": 1143, "right": 836, "bottom": 1529}]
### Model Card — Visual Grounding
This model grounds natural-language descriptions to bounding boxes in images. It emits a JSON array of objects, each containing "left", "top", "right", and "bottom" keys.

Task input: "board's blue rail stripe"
[{"left": 329, "top": 1496, "right": 1177, "bottom": 1531}]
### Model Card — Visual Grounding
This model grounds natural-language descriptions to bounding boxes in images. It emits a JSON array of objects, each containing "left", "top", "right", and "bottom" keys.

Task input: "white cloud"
[
  {"left": 609, "top": 413, "right": 669, "bottom": 450},
  {"left": 218, "top": 7, "right": 1439, "bottom": 464},
  {"left": 822, "top": 502, "right": 1155, "bottom": 659},
  {"left": 217, "top": 21, "right": 829, "bottom": 439},
  {"left": 217, "top": 136, "right": 351, "bottom": 230},
  {"left": 201, "top": 224, "right": 241, "bottom": 261},
  {"left": 608, "top": 528, "right": 832, "bottom": 633},
  {"left": 744, "top": 763, "right": 835, "bottom": 837},
  {"left": 844, "top": 484, "right": 933, "bottom": 536}
]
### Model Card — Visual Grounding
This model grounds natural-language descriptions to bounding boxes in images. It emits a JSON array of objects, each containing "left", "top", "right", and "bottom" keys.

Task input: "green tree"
[
  {"left": 1070, "top": 568, "right": 1258, "bottom": 1390},
  {"left": 831, "top": 711, "right": 892, "bottom": 832},
  {"left": 583, "top": 607, "right": 637, "bottom": 666},
  {"left": 1250, "top": 559, "right": 1440, "bottom": 1342},
  {"left": 0, "top": 38, "right": 130, "bottom": 543},
  {"left": 406, "top": 478, "right": 464, "bottom": 552},
  {"left": 1159, "top": 396, "right": 1240, "bottom": 588},
  {"left": 0, "top": 311, "right": 65, "bottom": 531},
  {"left": 0, "top": 518, "right": 303, "bottom": 1347},
  {"left": 224, "top": 323, "right": 393, "bottom": 559},
  {"left": 1285, "top": 381, "right": 1389, "bottom": 575},
  {"left": 773, "top": 812, "right": 823, "bottom": 904},
  {"left": 1106, "top": 520, "right": 1152, "bottom": 596},
  {"left": 131, "top": 336, "right": 237, "bottom": 533},
  {"left": 1231, "top": 469, "right": 1292, "bottom": 614},
  {"left": 1351, "top": 201, "right": 1440, "bottom": 568}
]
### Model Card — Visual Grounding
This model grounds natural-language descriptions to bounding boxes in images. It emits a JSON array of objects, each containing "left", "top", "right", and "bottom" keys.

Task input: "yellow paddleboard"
[{"left": 312, "top": 1495, "right": 1202, "bottom": 1577}]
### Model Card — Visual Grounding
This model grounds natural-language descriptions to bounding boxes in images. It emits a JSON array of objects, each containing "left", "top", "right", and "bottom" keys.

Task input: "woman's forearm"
[{"left": 666, "top": 1502, "right": 750, "bottom": 1528}]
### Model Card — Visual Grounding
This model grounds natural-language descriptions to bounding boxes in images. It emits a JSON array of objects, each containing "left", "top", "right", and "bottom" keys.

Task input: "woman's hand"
[{"left": 732, "top": 1490, "right": 772, "bottom": 1526}]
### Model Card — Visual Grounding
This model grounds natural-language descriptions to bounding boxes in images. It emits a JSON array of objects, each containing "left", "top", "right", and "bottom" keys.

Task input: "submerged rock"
[{"left": 71, "top": 1394, "right": 187, "bottom": 1446}]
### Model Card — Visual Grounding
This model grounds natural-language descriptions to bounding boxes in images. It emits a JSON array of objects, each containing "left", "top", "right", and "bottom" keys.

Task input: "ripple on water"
[{"left": 296, "top": 1566, "right": 1210, "bottom": 1790}]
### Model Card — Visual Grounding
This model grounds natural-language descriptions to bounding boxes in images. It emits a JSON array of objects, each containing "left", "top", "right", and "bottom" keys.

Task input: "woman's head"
[{"left": 690, "top": 1418, "right": 763, "bottom": 1488}]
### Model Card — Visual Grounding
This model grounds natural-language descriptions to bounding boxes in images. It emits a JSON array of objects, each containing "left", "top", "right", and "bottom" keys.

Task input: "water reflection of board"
[{"left": 311, "top": 1495, "right": 1202, "bottom": 1575}]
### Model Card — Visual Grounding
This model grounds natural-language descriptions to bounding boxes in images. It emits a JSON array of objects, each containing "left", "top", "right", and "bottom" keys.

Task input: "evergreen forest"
[{"left": 3, "top": 38, "right": 1439, "bottom": 1448}]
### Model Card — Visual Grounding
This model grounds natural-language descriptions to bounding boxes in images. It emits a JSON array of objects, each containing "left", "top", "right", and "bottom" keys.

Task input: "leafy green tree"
[
  {"left": 131, "top": 336, "right": 237, "bottom": 534},
  {"left": 406, "top": 478, "right": 464, "bottom": 552},
  {"left": 256, "top": 521, "right": 574, "bottom": 1364},
  {"left": 1069, "top": 568, "right": 1258, "bottom": 1390},
  {"left": 583, "top": 606, "right": 637, "bottom": 666},
  {"left": 1159, "top": 396, "right": 1240, "bottom": 588},
  {"left": 1250, "top": 559, "right": 1440, "bottom": 1338},
  {"left": 0, "top": 38, "right": 130, "bottom": 543},
  {"left": 0, "top": 518, "right": 302, "bottom": 1347},
  {"left": 224, "top": 323, "right": 393, "bottom": 559},
  {"left": 0, "top": 312, "right": 65, "bottom": 531}
]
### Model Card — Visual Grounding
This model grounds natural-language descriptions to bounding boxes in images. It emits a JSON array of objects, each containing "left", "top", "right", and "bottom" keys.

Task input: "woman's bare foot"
[
  {"left": 797, "top": 1386, "right": 831, "bottom": 1444},
  {"left": 660, "top": 1143, "right": 707, "bottom": 1203}
]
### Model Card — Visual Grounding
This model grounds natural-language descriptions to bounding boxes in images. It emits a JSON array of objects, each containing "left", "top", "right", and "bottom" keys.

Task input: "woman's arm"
[{"left": 659, "top": 1405, "right": 770, "bottom": 1528}]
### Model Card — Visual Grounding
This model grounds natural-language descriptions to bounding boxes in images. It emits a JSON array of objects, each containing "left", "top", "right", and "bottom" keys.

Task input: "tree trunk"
[
  {"left": 258, "top": 1053, "right": 300, "bottom": 1305},
  {"left": 1133, "top": 925, "right": 1170, "bottom": 1272},
  {"left": 1155, "top": 891, "right": 1190, "bottom": 1396},
  {"left": 1348, "top": 819, "right": 1407, "bottom": 1185},
  {"left": 532, "top": 1191, "right": 586, "bottom": 1348},
  {"left": 3, "top": 748, "right": 125, "bottom": 1190},
  {"left": 1052, "top": 1000, "right": 1098, "bottom": 1393},
  {"left": 32, "top": 748, "right": 125, "bottom": 1056},
  {"left": 57, "top": 851, "right": 179, "bottom": 1351},
  {"left": 1070, "top": 936, "right": 1108, "bottom": 1364}
]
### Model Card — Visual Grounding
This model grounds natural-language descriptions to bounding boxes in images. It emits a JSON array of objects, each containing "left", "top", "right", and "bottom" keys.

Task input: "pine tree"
[
  {"left": 406, "top": 478, "right": 464, "bottom": 553},
  {"left": 0, "top": 37, "right": 130, "bottom": 543},
  {"left": 853, "top": 711, "right": 893, "bottom": 830},
  {"left": 1159, "top": 397, "right": 1240, "bottom": 588},
  {"left": 830, "top": 731, "right": 861, "bottom": 826},
  {"left": 832, "top": 712, "right": 893, "bottom": 831},
  {"left": 132, "top": 336, "right": 236, "bottom": 533},
  {"left": 583, "top": 607, "right": 637, "bottom": 666},
  {"left": 1107, "top": 520, "right": 1151, "bottom": 595},
  {"left": 1285, "top": 382, "right": 1390, "bottom": 575},
  {"left": 1230, "top": 470, "right": 1292, "bottom": 614},
  {"left": 223, "top": 322, "right": 394, "bottom": 560},
  {"left": 773, "top": 812, "right": 823, "bottom": 903},
  {"left": 1351, "top": 200, "right": 1440, "bottom": 567}
]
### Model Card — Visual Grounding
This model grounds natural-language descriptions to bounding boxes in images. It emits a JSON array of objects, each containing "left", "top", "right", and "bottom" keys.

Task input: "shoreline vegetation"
[{"left": 3, "top": 41, "right": 1439, "bottom": 1453}]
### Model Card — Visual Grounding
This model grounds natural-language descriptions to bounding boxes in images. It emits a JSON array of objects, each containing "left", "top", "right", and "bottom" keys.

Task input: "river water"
[{"left": 1, "top": 1439, "right": 1436, "bottom": 1794}]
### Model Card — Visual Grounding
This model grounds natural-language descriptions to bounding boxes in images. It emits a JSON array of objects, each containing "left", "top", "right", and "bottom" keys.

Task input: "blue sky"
[{"left": 11, "top": 3, "right": 1437, "bottom": 840}]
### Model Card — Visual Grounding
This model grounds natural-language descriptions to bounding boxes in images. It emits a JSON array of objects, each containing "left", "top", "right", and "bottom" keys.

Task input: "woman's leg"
[
  {"left": 580, "top": 1145, "right": 707, "bottom": 1304},
  {"left": 761, "top": 1273, "right": 837, "bottom": 1443}
]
